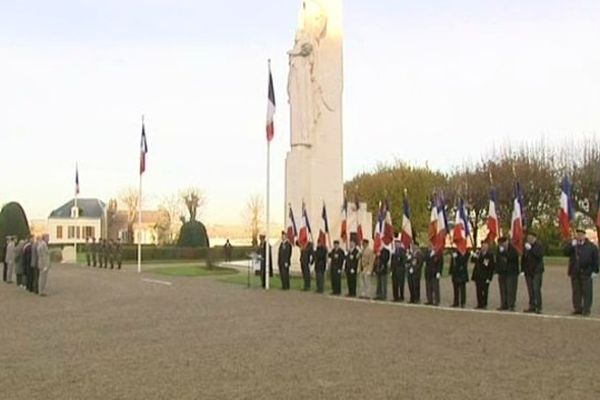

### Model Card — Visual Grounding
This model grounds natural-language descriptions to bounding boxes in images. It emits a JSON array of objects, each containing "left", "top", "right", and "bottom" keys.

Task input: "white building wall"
[{"left": 48, "top": 218, "right": 103, "bottom": 244}]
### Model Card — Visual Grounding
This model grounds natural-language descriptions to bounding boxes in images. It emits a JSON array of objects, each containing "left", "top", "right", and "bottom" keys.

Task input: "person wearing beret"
[{"left": 564, "top": 228, "right": 599, "bottom": 316}]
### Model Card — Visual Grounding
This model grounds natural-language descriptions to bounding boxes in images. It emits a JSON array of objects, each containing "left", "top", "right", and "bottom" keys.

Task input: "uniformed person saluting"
[
  {"left": 345, "top": 239, "right": 360, "bottom": 297},
  {"left": 521, "top": 231, "right": 544, "bottom": 314},
  {"left": 329, "top": 240, "right": 345, "bottom": 295},
  {"left": 277, "top": 232, "right": 292, "bottom": 290},
  {"left": 564, "top": 228, "right": 599, "bottom": 316},
  {"left": 424, "top": 245, "right": 443, "bottom": 306},
  {"left": 299, "top": 241, "right": 314, "bottom": 291},
  {"left": 496, "top": 236, "right": 520, "bottom": 311},
  {"left": 314, "top": 241, "right": 328, "bottom": 294},
  {"left": 449, "top": 247, "right": 469, "bottom": 308},
  {"left": 391, "top": 240, "right": 408, "bottom": 302},
  {"left": 407, "top": 243, "right": 424, "bottom": 304},
  {"left": 471, "top": 240, "right": 495, "bottom": 310}
]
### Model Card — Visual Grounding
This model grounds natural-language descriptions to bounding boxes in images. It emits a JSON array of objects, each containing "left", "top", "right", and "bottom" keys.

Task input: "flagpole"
[
  {"left": 74, "top": 163, "right": 78, "bottom": 265},
  {"left": 265, "top": 59, "right": 272, "bottom": 291},
  {"left": 137, "top": 115, "right": 144, "bottom": 274}
]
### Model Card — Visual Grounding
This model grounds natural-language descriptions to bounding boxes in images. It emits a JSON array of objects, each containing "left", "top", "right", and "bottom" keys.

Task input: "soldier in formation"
[
  {"left": 424, "top": 245, "right": 443, "bottom": 306},
  {"left": 471, "top": 240, "right": 495, "bottom": 310},
  {"left": 564, "top": 228, "right": 599, "bottom": 316},
  {"left": 391, "top": 239, "right": 408, "bottom": 302},
  {"left": 345, "top": 239, "right": 360, "bottom": 297},
  {"left": 449, "top": 247, "right": 469, "bottom": 308},
  {"left": 329, "top": 240, "right": 345, "bottom": 295},
  {"left": 278, "top": 232, "right": 292, "bottom": 290},
  {"left": 522, "top": 232, "right": 544, "bottom": 314}
]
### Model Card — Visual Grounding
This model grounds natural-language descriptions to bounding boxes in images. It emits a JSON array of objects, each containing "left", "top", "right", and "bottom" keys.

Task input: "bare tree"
[
  {"left": 243, "top": 194, "right": 264, "bottom": 247},
  {"left": 158, "top": 194, "right": 185, "bottom": 243},
  {"left": 180, "top": 187, "right": 206, "bottom": 222},
  {"left": 119, "top": 187, "right": 139, "bottom": 244}
]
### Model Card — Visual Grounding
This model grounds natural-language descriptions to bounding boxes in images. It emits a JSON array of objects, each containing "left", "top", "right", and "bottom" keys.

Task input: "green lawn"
[{"left": 151, "top": 264, "right": 238, "bottom": 277}]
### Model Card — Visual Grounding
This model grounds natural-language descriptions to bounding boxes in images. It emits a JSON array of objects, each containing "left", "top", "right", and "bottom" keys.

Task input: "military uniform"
[
  {"left": 345, "top": 246, "right": 360, "bottom": 297},
  {"left": 108, "top": 241, "right": 115, "bottom": 269},
  {"left": 85, "top": 239, "right": 92, "bottom": 267},
  {"left": 449, "top": 249, "right": 469, "bottom": 307},
  {"left": 471, "top": 249, "right": 495, "bottom": 309},
  {"left": 314, "top": 244, "right": 328, "bottom": 293},
  {"left": 300, "top": 243, "right": 314, "bottom": 291},
  {"left": 99, "top": 240, "right": 105, "bottom": 268},
  {"left": 115, "top": 241, "right": 123, "bottom": 269},
  {"left": 564, "top": 239, "right": 599, "bottom": 316},
  {"left": 92, "top": 238, "right": 98, "bottom": 267},
  {"left": 522, "top": 240, "right": 544, "bottom": 313},
  {"left": 277, "top": 239, "right": 292, "bottom": 290},
  {"left": 407, "top": 248, "right": 424, "bottom": 303},
  {"left": 329, "top": 247, "right": 345, "bottom": 295},
  {"left": 424, "top": 249, "right": 443, "bottom": 306},
  {"left": 391, "top": 246, "right": 408, "bottom": 301},
  {"left": 495, "top": 242, "right": 520, "bottom": 311}
]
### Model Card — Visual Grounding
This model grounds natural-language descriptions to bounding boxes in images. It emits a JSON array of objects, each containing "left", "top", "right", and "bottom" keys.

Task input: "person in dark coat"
[
  {"left": 424, "top": 245, "right": 443, "bottom": 306},
  {"left": 564, "top": 228, "right": 599, "bottom": 316},
  {"left": 345, "top": 239, "right": 360, "bottom": 297},
  {"left": 314, "top": 242, "right": 328, "bottom": 294},
  {"left": 471, "top": 241, "right": 495, "bottom": 309},
  {"left": 391, "top": 240, "right": 408, "bottom": 302},
  {"left": 115, "top": 239, "right": 123, "bottom": 269},
  {"left": 496, "top": 237, "right": 520, "bottom": 311},
  {"left": 521, "top": 232, "right": 544, "bottom": 314},
  {"left": 223, "top": 239, "right": 233, "bottom": 262},
  {"left": 407, "top": 244, "right": 424, "bottom": 304},
  {"left": 449, "top": 248, "right": 469, "bottom": 308},
  {"left": 375, "top": 246, "right": 390, "bottom": 300},
  {"left": 329, "top": 241, "right": 345, "bottom": 295},
  {"left": 259, "top": 235, "right": 273, "bottom": 288},
  {"left": 22, "top": 237, "right": 33, "bottom": 291},
  {"left": 91, "top": 237, "right": 98, "bottom": 267},
  {"left": 85, "top": 237, "right": 92, "bottom": 267},
  {"left": 299, "top": 241, "right": 314, "bottom": 291},
  {"left": 277, "top": 232, "right": 292, "bottom": 290}
]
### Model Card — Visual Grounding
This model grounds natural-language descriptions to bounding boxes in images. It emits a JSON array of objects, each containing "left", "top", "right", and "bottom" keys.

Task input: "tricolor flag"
[
  {"left": 355, "top": 197, "right": 364, "bottom": 246},
  {"left": 340, "top": 198, "right": 348, "bottom": 245},
  {"left": 75, "top": 164, "right": 80, "bottom": 195},
  {"left": 428, "top": 196, "right": 438, "bottom": 247},
  {"left": 298, "top": 202, "right": 313, "bottom": 249},
  {"left": 453, "top": 198, "right": 470, "bottom": 255},
  {"left": 382, "top": 200, "right": 394, "bottom": 246},
  {"left": 485, "top": 187, "right": 499, "bottom": 243},
  {"left": 373, "top": 201, "right": 385, "bottom": 254},
  {"left": 511, "top": 183, "right": 524, "bottom": 254},
  {"left": 559, "top": 176, "right": 574, "bottom": 240},
  {"left": 266, "top": 63, "right": 276, "bottom": 142},
  {"left": 318, "top": 203, "right": 330, "bottom": 248},
  {"left": 140, "top": 122, "right": 148, "bottom": 175},
  {"left": 400, "top": 196, "right": 413, "bottom": 249},
  {"left": 434, "top": 195, "right": 448, "bottom": 253},
  {"left": 286, "top": 204, "right": 298, "bottom": 245}
]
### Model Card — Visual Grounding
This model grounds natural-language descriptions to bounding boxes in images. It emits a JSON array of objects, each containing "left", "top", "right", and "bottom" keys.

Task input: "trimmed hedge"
[{"left": 117, "top": 245, "right": 256, "bottom": 262}]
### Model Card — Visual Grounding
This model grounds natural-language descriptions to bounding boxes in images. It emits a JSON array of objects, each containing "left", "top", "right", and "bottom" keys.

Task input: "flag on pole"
[
  {"left": 511, "top": 184, "right": 524, "bottom": 254},
  {"left": 340, "top": 198, "right": 348, "bottom": 246},
  {"left": 382, "top": 200, "right": 394, "bottom": 246},
  {"left": 298, "top": 202, "right": 312, "bottom": 249},
  {"left": 373, "top": 201, "right": 385, "bottom": 254},
  {"left": 485, "top": 187, "right": 499, "bottom": 243},
  {"left": 559, "top": 176, "right": 574, "bottom": 240},
  {"left": 453, "top": 198, "right": 470, "bottom": 255},
  {"left": 400, "top": 196, "right": 413, "bottom": 249},
  {"left": 266, "top": 63, "right": 276, "bottom": 142},
  {"left": 434, "top": 195, "right": 448, "bottom": 253},
  {"left": 428, "top": 196, "right": 438, "bottom": 246},
  {"left": 140, "top": 123, "right": 148, "bottom": 175},
  {"left": 318, "top": 203, "right": 330, "bottom": 248},
  {"left": 286, "top": 204, "right": 298, "bottom": 245},
  {"left": 75, "top": 164, "right": 80, "bottom": 195},
  {"left": 355, "top": 197, "right": 363, "bottom": 246}
]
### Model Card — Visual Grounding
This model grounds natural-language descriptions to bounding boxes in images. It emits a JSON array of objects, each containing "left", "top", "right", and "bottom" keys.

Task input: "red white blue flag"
[
  {"left": 373, "top": 201, "right": 385, "bottom": 254},
  {"left": 452, "top": 198, "right": 470, "bottom": 255},
  {"left": 318, "top": 203, "right": 330, "bottom": 248},
  {"left": 559, "top": 176, "right": 574, "bottom": 240},
  {"left": 355, "top": 197, "right": 363, "bottom": 246},
  {"left": 75, "top": 164, "right": 80, "bottom": 195},
  {"left": 382, "top": 200, "right": 394, "bottom": 246},
  {"left": 286, "top": 204, "right": 298, "bottom": 245},
  {"left": 340, "top": 198, "right": 348, "bottom": 245},
  {"left": 140, "top": 122, "right": 148, "bottom": 175},
  {"left": 511, "top": 183, "right": 525, "bottom": 254},
  {"left": 298, "top": 202, "right": 312, "bottom": 249},
  {"left": 266, "top": 64, "right": 276, "bottom": 142},
  {"left": 486, "top": 187, "right": 499, "bottom": 242},
  {"left": 400, "top": 197, "right": 413, "bottom": 249}
]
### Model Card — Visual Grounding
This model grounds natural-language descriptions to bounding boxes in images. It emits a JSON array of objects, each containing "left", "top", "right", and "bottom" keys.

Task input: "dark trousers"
[
  {"left": 17, "top": 273, "right": 24, "bottom": 286},
  {"left": 86, "top": 254, "right": 91, "bottom": 266},
  {"left": 505, "top": 274, "right": 518, "bottom": 310},
  {"left": 26, "top": 267, "right": 34, "bottom": 291},
  {"left": 316, "top": 269, "right": 325, "bottom": 293},
  {"left": 376, "top": 273, "right": 387, "bottom": 300},
  {"left": 571, "top": 275, "right": 593, "bottom": 314},
  {"left": 498, "top": 274, "right": 508, "bottom": 309},
  {"left": 346, "top": 272, "right": 357, "bottom": 297},
  {"left": 31, "top": 268, "right": 39, "bottom": 294},
  {"left": 452, "top": 281, "right": 466, "bottom": 307},
  {"left": 425, "top": 277, "right": 440, "bottom": 305},
  {"left": 2, "top": 262, "right": 6, "bottom": 282},
  {"left": 301, "top": 263, "right": 311, "bottom": 290},
  {"left": 117, "top": 259, "right": 122, "bottom": 269},
  {"left": 279, "top": 265, "right": 290, "bottom": 290},
  {"left": 391, "top": 267, "right": 405, "bottom": 301},
  {"left": 331, "top": 269, "right": 342, "bottom": 295},
  {"left": 525, "top": 274, "right": 543, "bottom": 312},
  {"left": 92, "top": 254, "right": 97, "bottom": 267},
  {"left": 475, "top": 280, "right": 489, "bottom": 308},
  {"left": 408, "top": 273, "right": 421, "bottom": 303}
]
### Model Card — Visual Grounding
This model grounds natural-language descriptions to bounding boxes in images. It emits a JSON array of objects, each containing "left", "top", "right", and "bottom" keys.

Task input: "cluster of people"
[
  {"left": 259, "top": 228, "right": 599, "bottom": 317},
  {"left": 84, "top": 237, "right": 123, "bottom": 269},
  {"left": 3, "top": 235, "right": 51, "bottom": 296}
]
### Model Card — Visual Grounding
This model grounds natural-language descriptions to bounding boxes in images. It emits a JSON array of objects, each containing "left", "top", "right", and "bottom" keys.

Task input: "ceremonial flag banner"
[
  {"left": 266, "top": 64, "right": 276, "bottom": 142},
  {"left": 511, "top": 185, "right": 524, "bottom": 254},
  {"left": 140, "top": 123, "right": 148, "bottom": 175},
  {"left": 355, "top": 198, "right": 364, "bottom": 246},
  {"left": 298, "top": 202, "right": 312, "bottom": 249},
  {"left": 452, "top": 199, "right": 469, "bottom": 255},
  {"left": 75, "top": 165, "right": 80, "bottom": 195},
  {"left": 340, "top": 198, "right": 348, "bottom": 245},
  {"left": 318, "top": 204, "right": 330, "bottom": 248},
  {"left": 428, "top": 197, "right": 438, "bottom": 247},
  {"left": 286, "top": 204, "right": 298, "bottom": 245},
  {"left": 486, "top": 188, "right": 499, "bottom": 242},
  {"left": 383, "top": 200, "right": 394, "bottom": 246},
  {"left": 559, "top": 176, "right": 574, "bottom": 240},
  {"left": 400, "top": 197, "right": 413, "bottom": 249},
  {"left": 373, "top": 202, "right": 384, "bottom": 254},
  {"left": 434, "top": 196, "right": 447, "bottom": 253}
]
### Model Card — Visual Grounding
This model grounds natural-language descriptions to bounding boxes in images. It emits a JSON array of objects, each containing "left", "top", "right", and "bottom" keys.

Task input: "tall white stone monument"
[{"left": 285, "top": 0, "right": 372, "bottom": 244}]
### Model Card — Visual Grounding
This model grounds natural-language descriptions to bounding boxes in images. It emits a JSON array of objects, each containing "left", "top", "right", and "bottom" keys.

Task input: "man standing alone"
[{"left": 564, "top": 228, "right": 599, "bottom": 316}]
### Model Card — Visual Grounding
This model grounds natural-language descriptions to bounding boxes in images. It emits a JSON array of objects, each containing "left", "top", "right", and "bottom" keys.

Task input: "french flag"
[
  {"left": 373, "top": 201, "right": 385, "bottom": 254},
  {"left": 266, "top": 63, "right": 276, "bottom": 142},
  {"left": 434, "top": 195, "right": 448, "bottom": 253},
  {"left": 286, "top": 204, "right": 298, "bottom": 245},
  {"left": 400, "top": 197, "right": 413, "bottom": 249},
  {"left": 452, "top": 198, "right": 470, "bottom": 255},
  {"left": 486, "top": 187, "right": 499, "bottom": 243},
  {"left": 355, "top": 197, "right": 364, "bottom": 246},
  {"left": 75, "top": 164, "right": 80, "bottom": 195},
  {"left": 559, "top": 176, "right": 574, "bottom": 240},
  {"left": 140, "top": 122, "right": 148, "bottom": 175},
  {"left": 298, "top": 202, "right": 313, "bottom": 249},
  {"left": 382, "top": 200, "right": 394, "bottom": 246},
  {"left": 318, "top": 203, "right": 330, "bottom": 248},
  {"left": 511, "top": 184, "right": 524, "bottom": 254},
  {"left": 340, "top": 198, "right": 348, "bottom": 245},
  {"left": 428, "top": 196, "right": 438, "bottom": 247}
]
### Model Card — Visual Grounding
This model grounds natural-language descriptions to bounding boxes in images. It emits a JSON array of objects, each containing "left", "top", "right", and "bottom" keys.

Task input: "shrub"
[
  {"left": 0, "top": 202, "right": 31, "bottom": 260},
  {"left": 177, "top": 221, "right": 210, "bottom": 247}
]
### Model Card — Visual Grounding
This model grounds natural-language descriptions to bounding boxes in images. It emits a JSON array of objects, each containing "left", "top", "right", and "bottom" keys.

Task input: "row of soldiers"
[
  {"left": 260, "top": 228, "right": 599, "bottom": 316},
  {"left": 3, "top": 235, "right": 51, "bottom": 296},
  {"left": 84, "top": 237, "right": 123, "bottom": 269}
]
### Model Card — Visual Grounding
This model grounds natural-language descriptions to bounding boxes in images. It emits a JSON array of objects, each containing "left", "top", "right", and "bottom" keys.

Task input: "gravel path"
[{"left": 1, "top": 264, "right": 598, "bottom": 400}]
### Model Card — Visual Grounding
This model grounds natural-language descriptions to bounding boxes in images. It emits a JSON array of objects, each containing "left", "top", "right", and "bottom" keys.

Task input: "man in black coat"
[
  {"left": 521, "top": 231, "right": 544, "bottom": 314},
  {"left": 345, "top": 239, "right": 360, "bottom": 297},
  {"left": 391, "top": 240, "right": 408, "bottom": 302},
  {"left": 314, "top": 242, "right": 328, "bottom": 294},
  {"left": 22, "top": 237, "right": 33, "bottom": 291},
  {"left": 424, "top": 245, "right": 443, "bottom": 306},
  {"left": 259, "top": 235, "right": 273, "bottom": 288},
  {"left": 564, "top": 228, "right": 599, "bottom": 316},
  {"left": 471, "top": 241, "right": 495, "bottom": 309},
  {"left": 329, "top": 241, "right": 345, "bottom": 295},
  {"left": 407, "top": 244, "right": 424, "bottom": 304},
  {"left": 300, "top": 241, "right": 314, "bottom": 291},
  {"left": 496, "top": 237, "right": 520, "bottom": 311},
  {"left": 449, "top": 248, "right": 469, "bottom": 308},
  {"left": 277, "top": 232, "right": 292, "bottom": 290}
]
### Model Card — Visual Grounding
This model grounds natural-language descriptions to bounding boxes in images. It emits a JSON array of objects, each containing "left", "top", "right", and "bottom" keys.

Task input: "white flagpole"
[
  {"left": 265, "top": 135, "right": 271, "bottom": 290},
  {"left": 137, "top": 116, "right": 144, "bottom": 274},
  {"left": 74, "top": 165, "right": 78, "bottom": 265}
]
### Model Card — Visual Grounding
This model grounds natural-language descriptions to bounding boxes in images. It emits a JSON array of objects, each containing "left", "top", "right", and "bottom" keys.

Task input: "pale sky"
[{"left": 1, "top": 0, "right": 599, "bottom": 225}]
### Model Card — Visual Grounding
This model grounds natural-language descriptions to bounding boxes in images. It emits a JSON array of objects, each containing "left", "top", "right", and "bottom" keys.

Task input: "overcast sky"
[{"left": 1, "top": 0, "right": 599, "bottom": 224}]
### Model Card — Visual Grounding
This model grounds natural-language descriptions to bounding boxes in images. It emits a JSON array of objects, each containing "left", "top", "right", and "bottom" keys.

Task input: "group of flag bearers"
[{"left": 259, "top": 177, "right": 599, "bottom": 317}]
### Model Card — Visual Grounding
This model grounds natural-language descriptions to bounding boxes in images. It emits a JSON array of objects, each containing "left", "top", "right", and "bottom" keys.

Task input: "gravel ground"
[{"left": 1, "top": 264, "right": 599, "bottom": 400}]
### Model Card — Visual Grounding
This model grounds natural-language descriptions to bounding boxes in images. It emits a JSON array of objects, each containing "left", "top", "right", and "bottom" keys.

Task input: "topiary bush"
[
  {"left": 177, "top": 220, "right": 210, "bottom": 247},
  {"left": 0, "top": 202, "right": 31, "bottom": 260}
]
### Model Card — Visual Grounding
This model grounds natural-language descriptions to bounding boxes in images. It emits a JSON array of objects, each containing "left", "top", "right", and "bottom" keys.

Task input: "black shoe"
[
  {"left": 508, "top": 307, "right": 515, "bottom": 312},
  {"left": 572, "top": 310, "right": 582, "bottom": 315},
  {"left": 582, "top": 311, "right": 591, "bottom": 317},
  {"left": 496, "top": 307, "right": 507, "bottom": 311},
  {"left": 523, "top": 308, "right": 535, "bottom": 313},
  {"left": 450, "top": 304, "right": 459, "bottom": 308}
]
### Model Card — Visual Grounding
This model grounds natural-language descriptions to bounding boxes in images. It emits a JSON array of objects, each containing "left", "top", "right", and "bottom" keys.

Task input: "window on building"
[
  {"left": 84, "top": 226, "right": 95, "bottom": 239},
  {"left": 56, "top": 226, "right": 63, "bottom": 239},
  {"left": 76, "top": 226, "right": 81, "bottom": 239},
  {"left": 68, "top": 226, "right": 75, "bottom": 239}
]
